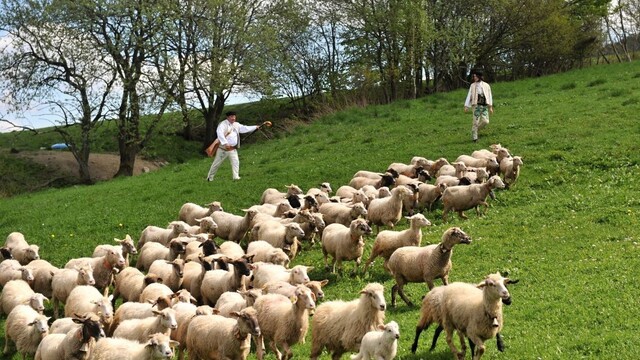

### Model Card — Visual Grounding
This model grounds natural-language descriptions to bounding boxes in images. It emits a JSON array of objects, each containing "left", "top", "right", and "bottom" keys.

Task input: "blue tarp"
[{"left": 51, "top": 143, "right": 69, "bottom": 150}]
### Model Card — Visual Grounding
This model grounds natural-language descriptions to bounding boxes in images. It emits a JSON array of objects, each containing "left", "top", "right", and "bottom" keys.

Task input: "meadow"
[{"left": 1, "top": 60, "right": 640, "bottom": 359}]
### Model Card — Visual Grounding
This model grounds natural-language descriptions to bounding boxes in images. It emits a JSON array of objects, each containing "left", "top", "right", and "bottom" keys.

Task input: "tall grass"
[{"left": 1, "top": 61, "right": 640, "bottom": 359}]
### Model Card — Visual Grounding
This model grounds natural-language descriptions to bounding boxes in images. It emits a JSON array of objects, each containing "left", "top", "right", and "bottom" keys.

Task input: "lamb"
[
  {"left": 0, "top": 261, "right": 34, "bottom": 287},
  {"left": 89, "top": 333, "right": 177, "bottom": 360},
  {"left": 435, "top": 161, "right": 467, "bottom": 178},
  {"left": 3, "top": 304, "right": 50, "bottom": 359},
  {"left": 388, "top": 162, "right": 425, "bottom": 178},
  {"left": 349, "top": 173, "right": 396, "bottom": 190},
  {"left": 363, "top": 214, "right": 432, "bottom": 273},
  {"left": 428, "top": 158, "right": 450, "bottom": 177},
  {"left": 471, "top": 143, "right": 505, "bottom": 159},
  {"left": 51, "top": 265, "right": 96, "bottom": 318},
  {"left": 34, "top": 313, "right": 104, "bottom": 360},
  {"left": 210, "top": 208, "right": 258, "bottom": 242},
  {"left": 441, "top": 175, "right": 506, "bottom": 221},
  {"left": 185, "top": 307, "right": 261, "bottom": 360},
  {"left": 64, "top": 250, "right": 125, "bottom": 294},
  {"left": 299, "top": 211, "right": 326, "bottom": 245},
  {"left": 137, "top": 220, "right": 190, "bottom": 250},
  {"left": 410, "top": 156, "right": 434, "bottom": 169},
  {"left": 250, "top": 222, "right": 305, "bottom": 259},
  {"left": 254, "top": 285, "right": 316, "bottom": 360},
  {"left": 321, "top": 218, "right": 372, "bottom": 275},
  {"left": 108, "top": 296, "right": 172, "bottom": 336},
  {"left": 351, "top": 321, "right": 400, "bottom": 360},
  {"left": 185, "top": 216, "right": 218, "bottom": 236},
  {"left": 184, "top": 237, "right": 218, "bottom": 263},
  {"left": 416, "top": 183, "right": 448, "bottom": 212},
  {"left": 319, "top": 201, "right": 368, "bottom": 227},
  {"left": 310, "top": 283, "right": 386, "bottom": 360},
  {"left": 261, "top": 184, "right": 304, "bottom": 205},
  {"left": 4, "top": 232, "right": 40, "bottom": 265},
  {"left": 178, "top": 201, "right": 223, "bottom": 225},
  {"left": 218, "top": 240, "right": 246, "bottom": 259},
  {"left": 366, "top": 186, "right": 413, "bottom": 232},
  {"left": 112, "top": 267, "right": 163, "bottom": 305},
  {"left": 251, "top": 262, "right": 312, "bottom": 289},
  {"left": 306, "top": 182, "right": 333, "bottom": 196},
  {"left": 147, "top": 259, "right": 185, "bottom": 292},
  {"left": 112, "top": 308, "right": 178, "bottom": 343},
  {"left": 455, "top": 155, "right": 500, "bottom": 176},
  {"left": 200, "top": 256, "right": 254, "bottom": 306},
  {"left": 136, "top": 238, "right": 188, "bottom": 272},
  {"left": 387, "top": 227, "right": 472, "bottom": 307},
  {"left": 92, "top": 234, "right": 137, "bottom": 267},
  {"left": 0, "top": 279, "right": 48, "bottom": 316},
  {"left": 411, "top": 272, "right": 515, "bottom": 360},
  {"left": 500, "top": 155, "right": 523, "bottom": 188},
  {"left": 65, "top": 285, "right": 114, "bottom": 329},
  {"left": 246, "top": 240, "right": 290, "bottom": 267}
]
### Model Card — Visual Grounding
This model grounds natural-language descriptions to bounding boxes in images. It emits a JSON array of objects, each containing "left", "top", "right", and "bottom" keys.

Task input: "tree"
[{"left": 0, "top": 0, "right": 117, "bottom": 183}]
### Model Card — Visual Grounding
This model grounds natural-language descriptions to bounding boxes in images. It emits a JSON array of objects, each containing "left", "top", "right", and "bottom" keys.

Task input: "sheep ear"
[
  {"left": 505, "top": 279, "right": 520, "bottom": 285},
  {"left": 289, "top": 296, "right": 297, "bottom": 304},
  {"left": 377, "top": 324, "right": 385, "bottom": 330},
  {"left": 320, "top": 279, "right": 329, "bottom": 286},
  {"left": 114, "top": 238, "right": 123, "bottom": 243},
  {"left": 476, "top": 280, "right": 487, "bottom": 289},
  {"left": 306, "top": 266, "right": 314, "bottom": 271},
  {"left": 229, "top": 311, "right": 241, "bottom": 319},
  {"left": 152, "top": 310, "right": 162, "bottom": 316}
]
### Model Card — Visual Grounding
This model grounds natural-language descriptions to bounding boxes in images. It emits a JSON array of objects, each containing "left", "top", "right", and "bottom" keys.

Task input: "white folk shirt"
[
  {"left": 464, "top": 81, "right": 493, "bottom": 107},
  {"left": 216, "top": 120, "right": 258, "bottom": 148}
]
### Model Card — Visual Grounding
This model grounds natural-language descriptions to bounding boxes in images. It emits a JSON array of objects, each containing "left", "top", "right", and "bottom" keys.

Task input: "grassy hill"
[{"left": 1, "top": 60, "right": 639, "bottom": 359}]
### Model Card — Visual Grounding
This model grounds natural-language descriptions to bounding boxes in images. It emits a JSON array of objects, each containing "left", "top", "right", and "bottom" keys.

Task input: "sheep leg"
[
  {"left": 444, "top": 327, "right": 464, "bottom": 360},
  {"left": 442, "top": 207, "right": 450, "bottom": 222},
  {"left": 391, "top": 284, "right": 399, "bottom": 307},
  {"left": 496, "top": 333, "right": 505, "bottom": 352},
  {"left": 350, "top": 258, "right": 361, "bottom": 277},
  {"left": 457, "top": 330, "right": 467, "bottom": 358},
  {"left": 411, "top": 316, "right": 433, "bottom": 353},
  {"left": 468, "top": 336, "right": 485, "bottom": 360},
  {"left": 363, "top": 253, "right": 377, "bottom": 274},
  {"left": 396, "top": 283, "right": 414, "bottom": 307},
  {"left": 268, "top": 340, "right": 282, "bottom": 360},
  {"left": 53, "top": 298, "right": 60, "bottom": 319},
  {"left": 322, "top": 247, "right": 330, "bottom": 271},
  {"left": 282, "top": 343, "right": 293, "bottom": 360},
  {"left": 429, "top": 325, "right": 444, "bottom": 351},
  {"left": 457, "top": 210, "right": 468, "bottom": 220},
  {"left": 255, "top": 336, "right": 265, "bottom": 360}
]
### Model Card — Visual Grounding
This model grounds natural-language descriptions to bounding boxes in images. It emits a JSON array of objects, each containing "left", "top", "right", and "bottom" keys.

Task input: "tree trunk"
[
  {"left": 114, "top": 141, "right": 138, "bottom": 178},
  {"left": 202, "top": 94, "right": 225, "bottom": 152}
]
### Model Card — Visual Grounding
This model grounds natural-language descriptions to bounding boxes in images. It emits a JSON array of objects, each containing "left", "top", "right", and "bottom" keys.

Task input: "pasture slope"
[{"left": 0, "top": 60, "right": 639, "bottom": 359}]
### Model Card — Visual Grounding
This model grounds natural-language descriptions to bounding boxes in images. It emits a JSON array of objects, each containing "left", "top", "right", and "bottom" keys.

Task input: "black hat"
[
  {"left": 225, "top": 111, "right": 237, "bottom": 117},
  {"left": 472, "top": 69, "right": 484, "bottom": 78}
]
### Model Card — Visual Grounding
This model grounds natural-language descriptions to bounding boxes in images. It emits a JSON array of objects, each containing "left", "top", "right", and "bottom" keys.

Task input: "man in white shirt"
[
  {"left": 206, "top": 111, "right": 269, "bottom": 181},
  {"left": 464, "top": 70, "right": 494, "bottom": 142}
]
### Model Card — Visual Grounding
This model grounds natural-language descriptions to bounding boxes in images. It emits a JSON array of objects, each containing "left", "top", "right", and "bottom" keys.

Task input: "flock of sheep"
[{"left": 0, "top": 143, "right": 524, "bottom": 360}]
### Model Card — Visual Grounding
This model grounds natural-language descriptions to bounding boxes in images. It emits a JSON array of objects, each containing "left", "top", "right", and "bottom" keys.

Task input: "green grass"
[{"left": 1, "top": 60, "right": 640, "bottom": 359}]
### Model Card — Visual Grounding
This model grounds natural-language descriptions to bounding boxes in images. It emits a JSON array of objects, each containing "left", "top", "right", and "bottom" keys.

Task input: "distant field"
[{"left": 1, "top": 60, "right": 639, "bottom": 359}]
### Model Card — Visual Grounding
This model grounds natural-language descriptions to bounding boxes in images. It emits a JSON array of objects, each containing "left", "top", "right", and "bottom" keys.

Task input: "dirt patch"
[{"left": 14, "top": 150, "right": 163, "bottom": 182}]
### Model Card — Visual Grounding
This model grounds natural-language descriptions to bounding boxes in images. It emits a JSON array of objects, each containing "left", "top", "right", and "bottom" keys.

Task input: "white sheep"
[
  {"left": 410, "top": 156, "right": 434, "bottom": 169},
  {"left": 112, "top": 267, "right": 163, "bottom": 305},
  {"left": 363, "top": 214, "right": 432, "bottom": 273},
  {"left": 215, "top": 289, "right": 262, "bottom": 317},
  {"left": 210, "top": 208, "right": 258, "bottom": 242},
  {"left": 254, "top": 286, "right": 316, "bottom": 360},
  {"left": 137, "top": 220, "right": 190, "bottom": 250},
  {"left": 367, "top": 186, "right": 413, "bottom": 232},
  {"left": 411, "top": 272, "right": 515, "bottom": 360},
  {"left": 185, "top": 216, "right": 218, "bottom": 236},
  {"left": 250, "top": 222, "right": 305, "bottom": 260},
  {"left": 139, "top": 283, "right": 174, "bottom": 304},
  {"left": 108, "top": 296, "right": 172, "bottom": 336},
  {"left": 171, "top": 303, "right": 217, "bottom": 360},
  {"left": 0, "top": 260, "right": 34, "bottom": 287},
  {"left": 310, "top": 283, "right": 386, "bottom": 360},
  {"left": 387, "top": 227, "right": 472, "bottom": 307},
  {"left": 471, "top": 143, "right": 505, "bottom": 159},
  {"left": 416, "top": 183, "right": 447, "bottom": 212},
  {"left": 136, "top": 238, "right": 188, "bottom": 272},
  {"left": 500, "top": 155, "right": 523, "bottom": 188},
  {"left": 428, "top": 158, "right": 450, "bottom": 177},
  {"left": 50, "top": 265, "right": 96, "bottom": 318},
  {"left": 112, "top": 308, "right": 178, "bottom": 343},
  {"left": 3, "top": 304, "right": 50, "bottom": 359},
  {"left": 306, "top": 182, "right": 333, "bottom": 196},
  {"left": 455, "top": 155, "right": 500, "bottom": 176},
  {"left": 92, "top": 234, "right": 137, "bottom": 267},
  {"left": 246, "top": 240, "right": 290, "bottom": 267},
  {"left": 262, "top": 279, "right": 329, "bottom": 302},
  {"left": 178, "top": 201, "right": 223, "bottom": 225},
  {"left": 4, "top": 232, "right": 40, "bottom": 265},
  {"left": 64, "top": 250, "right": 125, "bottom": 293},
  {"left": 23, "top": 259, "right": 59, "bottom": 299},
  {"left": 349, "top": 173, "right": 396, "bottom": 190},
  {"left": 34, "top": 313, "right": 104, "bottom": 360},
  {"left": 319, "top": 201, "right": 368, "bottom": 227},
  {"left": 200, "top": 257, "right": 254, "bottom": 306},
  {"left": 321, "top": 218, "right": 372, "bottom": 275},
  {"left": 388, "top": 162, "right": 424, "bottom": 178},
  {"left": 147, "top": 259, "right": 185, "bottom": 292},
  {"left": 0, "top": 279, "right": 48, "bottom": 316},
  {"left": 217, "top": 240, "right": 246, "bottom": 259},
  {"left": 335, "top": 186, "right": 368, "bottom": 202},
  {"left": 260, "top": 184, "right": 304, "bottom": 205},
  {"left": 65, "top": 285, "right": 114, "bottom": 329},
  {"left": 441, "top": 175, "right": 505, "bottom": 221},
  {"left": 185, "top": 307, "right": 261, "bottom": 360},
  {"left": 351, "top": 321, "right": 400, "bottom": 360},
  {"left": 251, "top": 262, "right": 312, "bottom": 289},
  {"left": 90, "top": 333, "right": 177, "bottom": 360}
]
